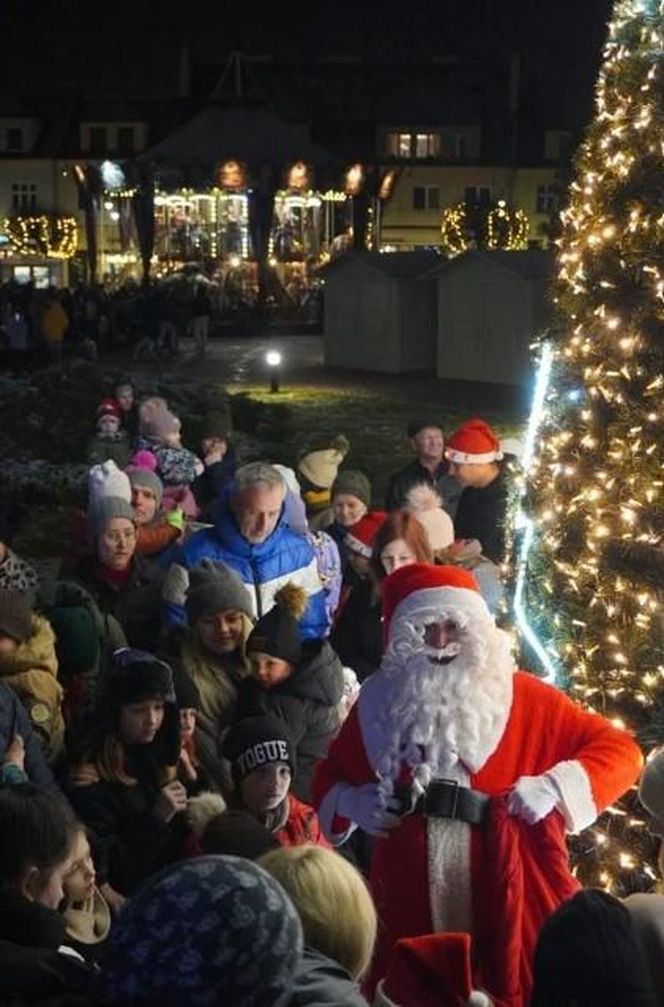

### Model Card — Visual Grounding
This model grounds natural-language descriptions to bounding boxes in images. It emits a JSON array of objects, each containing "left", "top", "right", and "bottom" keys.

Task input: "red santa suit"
[{"left": 312, "top": 564, "right": 642, "bottom": 1006}]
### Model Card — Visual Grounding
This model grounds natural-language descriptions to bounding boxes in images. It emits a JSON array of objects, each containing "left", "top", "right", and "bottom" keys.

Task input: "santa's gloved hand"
[
  {"left": 508, "top": 774, "right": 560, "bottom": 824},
  {"left": 337, "top": 782, "right": 402, "bottom": 839}
]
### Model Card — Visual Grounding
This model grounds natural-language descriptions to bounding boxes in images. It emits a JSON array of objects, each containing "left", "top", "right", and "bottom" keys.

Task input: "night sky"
[{"left": 2, "top": 0, "right": 613, "bottom": 102}]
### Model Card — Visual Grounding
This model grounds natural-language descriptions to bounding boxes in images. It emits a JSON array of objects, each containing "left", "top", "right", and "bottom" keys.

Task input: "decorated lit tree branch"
[{"left": 519, "top": 0, "right": 663, "bottom": 893}]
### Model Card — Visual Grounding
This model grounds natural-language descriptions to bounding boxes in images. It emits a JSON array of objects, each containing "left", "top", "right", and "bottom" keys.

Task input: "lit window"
[
  {"left": 415, "top": 133, "right": 439, "bottom": 158},
  {"left": 398, "top": 133, "right": 412, "bottom": 157}
]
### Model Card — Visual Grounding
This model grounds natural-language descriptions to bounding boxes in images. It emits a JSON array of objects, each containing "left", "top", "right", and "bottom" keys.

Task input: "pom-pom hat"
[
  {"left": 382, "top": 563, "right": 482, "bottom": 642},
  {"left": 97, "top": 398, "right": 122, "bottom": 422},
  {"left": 445, "top": 418, "right": 503, "bottom": 465},
  {"left": 345, "top": 510, "right": 388, "bottom": 559},
  {"left": 298, "top": 434, "right": 350, "bottom": 490}
]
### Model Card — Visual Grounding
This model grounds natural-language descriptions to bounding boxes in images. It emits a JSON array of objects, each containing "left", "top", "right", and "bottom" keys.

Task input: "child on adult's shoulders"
[{"left": 237, "top": 583, "right": 344, "bottom": 802}]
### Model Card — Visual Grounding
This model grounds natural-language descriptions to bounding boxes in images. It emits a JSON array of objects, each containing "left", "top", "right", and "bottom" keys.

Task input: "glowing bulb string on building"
[{"left": 518, "top": 0, "right": 663, "bottom": 893}]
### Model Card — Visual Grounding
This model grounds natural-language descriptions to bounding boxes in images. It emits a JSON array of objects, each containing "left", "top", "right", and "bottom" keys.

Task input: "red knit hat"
[
  {"left": 345, "top": 510, "right": 388, "bottom": 559},
  {"left": 97, "top": 398, "right": 122, "bottom": 422},
  {"left": 382, "top": 562, "right": 480, "bottom": 640},
  {"left": 445, "top": 418, "right": 503, "bottom": 465},
  {"left": 374, "top": 933, "right": 490, "bottom": 1007}
]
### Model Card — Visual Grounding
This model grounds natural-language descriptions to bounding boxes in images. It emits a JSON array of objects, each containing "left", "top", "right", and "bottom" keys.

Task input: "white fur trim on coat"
[
  {"left": 317, "top": 782, "right": 357, "bottom": 845},
  {"left": 547, "top": 759, "right": 597, "bottom": 833},
  {"left": 445, "top": 447, "right": 503, "bottom": 464},
  {"left": 373, "top": 979, "right": 491, "bottom": 1006},
  {"left": 427, "top": 763, "right": 473, "bottom": 935},
  {"left": 184, "top": 791, "right": 226, "bottom": 838}
]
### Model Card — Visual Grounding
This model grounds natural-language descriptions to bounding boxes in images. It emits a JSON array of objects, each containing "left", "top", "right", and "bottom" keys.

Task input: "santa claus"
[{"left": 312, "top": 564, "right": 643, "bottom": 1006}]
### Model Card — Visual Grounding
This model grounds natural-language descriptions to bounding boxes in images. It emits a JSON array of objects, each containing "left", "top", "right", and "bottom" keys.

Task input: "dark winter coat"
[
  {"left": 385, "top": 458, "right": 461, "bottom": 519},
  {"left": 68, "top": 554, "right": 165, "bottom": 651},
  {"left": 0, "top": 890, "right": 95, "bottom": 1005},
  {"left": 237, "top": 639, "right": 344, "bottom": 802},
  {"left": 330, "top": 580, "right": 383, "bottom": 683},
  {"left": 67, "top": 762, "right": 181, "bottom": 897},
  {"left": 0, "top": 681, "right": 55, "bottom": 788},
  {"left": 288, "top": 947, "right": 369, "bottom": 1006},
  {"left": 453, "top": 466, "right": 511, "bottom": 564},
  {"left": 191, "top": 442, "right": 237, "bottom": 517}
]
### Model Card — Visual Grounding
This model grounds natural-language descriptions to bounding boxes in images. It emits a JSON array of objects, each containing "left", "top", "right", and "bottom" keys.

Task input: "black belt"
[{"left": 416, "top": 778, "right": 490, "bottom": 826}]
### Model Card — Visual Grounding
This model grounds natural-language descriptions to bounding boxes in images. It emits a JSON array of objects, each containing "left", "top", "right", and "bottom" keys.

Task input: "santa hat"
[
  {"left": 445, "top": 418, "right": 503, "bottom": 465},
  {"left": 344, "top": 510, "right": 388, "bottom": 559},
  {"left": 97, "top": 398, "right": 122, "bottom": 422},
  {"left": 405, "top": 484, "right": 454, "bottom": 551},
  {"left": 382, "top": 562, "right": 482, "bottom": 641},
  {"left": 374, "top": 933, "right": 491, "bottom": 1007}
]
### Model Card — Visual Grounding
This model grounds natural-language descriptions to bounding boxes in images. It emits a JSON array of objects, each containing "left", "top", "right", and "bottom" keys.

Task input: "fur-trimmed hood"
[{"left": 0, "top": 614, "right": 58, "bottom": 679}]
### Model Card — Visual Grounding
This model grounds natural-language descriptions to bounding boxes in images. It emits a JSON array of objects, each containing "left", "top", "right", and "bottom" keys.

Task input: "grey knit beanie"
[
  {"left": 92, "top": 497, "right": 137, "bottom": 539},
  {"left": 186, "top": 559, "right": 254, "bottom": 623},
  {"left": 331, "top": 469, "right": 372, "bottom": 508},
  {"left": 128, "top": 467, "right": 164, "bottom": 509}
]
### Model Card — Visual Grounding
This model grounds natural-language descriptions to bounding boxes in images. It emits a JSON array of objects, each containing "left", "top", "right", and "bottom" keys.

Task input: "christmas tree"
[{"left": 518, "top": 0, "right": 663, "bottom": 894}]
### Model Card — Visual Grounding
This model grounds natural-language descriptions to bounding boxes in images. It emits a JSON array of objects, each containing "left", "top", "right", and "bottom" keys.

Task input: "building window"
[
  {"left": 413, "top": 186, "right": 440, "bottom": 210},
  {"left": 448, "top": 133, "right": 465, "bottom": 160},
  {"left": 464, "top": 186, "right": 491, "bottom": 207},
  {"left": 536, "top": 184, "right": 558, "bottom": 214},
  {"left": 388, "top": 131, "right": 441, "bottom": 159},
  {"left": 544, "top": 130, "right": 572, "bottom": 162},
  {"left": 116, "top": 126, "right": 135, "bottom": 155},
  {"left": 88, "top": 126, "right": 108, "bottom": 156},
  {"left": 12, "top": 182, "right": 37, "bottom": 213},
  {"left": 6, "top": 128, "right": 23, "bottom": 152}
]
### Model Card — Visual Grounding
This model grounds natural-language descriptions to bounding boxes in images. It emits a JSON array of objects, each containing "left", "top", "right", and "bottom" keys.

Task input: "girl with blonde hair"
[{"left": 259, "top": 844, "right": 376, "bottom": 1004}]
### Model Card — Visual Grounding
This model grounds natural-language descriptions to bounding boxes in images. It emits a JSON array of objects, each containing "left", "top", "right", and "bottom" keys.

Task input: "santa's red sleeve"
[
  {"left": 532, "top": 676, "right": 643, "bottom": 832},
  {"left": 311, "top": 703, "right": 375, "bottom": 844}
]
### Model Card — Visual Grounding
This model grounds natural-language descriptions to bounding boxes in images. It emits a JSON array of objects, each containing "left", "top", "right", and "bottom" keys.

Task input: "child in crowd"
[
  {"left": 86, "top": 399, "right": 130, "bottom": 469},
  {"left": 112, "top": 379, "right": 138, "bottom": 440},
  {"left": 67, "top": 648, "right": 189, "bottom": 896},
  {"left": 297, "top": 434, "right": 350, "bottom": 532},
  {"left": 259, "top": 845, "right": 376, "bottom": 1005},
  {"left": 239, "top": 584, "right": 344, "bottom": 801},
  {"left": 99, "top": 856, "right": 302, "bottom": 1007},
  {"left": 0, "top": 784, "right": 95, "bottom": 1002},
  {"left": 127, "top": 453, "right": 183, "bottom": 561},
  {"left": 60, "top": 825, "right": 112, "bottom": 962},
  {"left": 221, "top": 714, "right": 330, "bottom": 848},
  {"left": 0, "top": 587, "right": 64, "bottom": 763},
  {"left": 137, "top": 397, "right": 203, "bottom": 518},
  {"left": 192, "top": 402, "right": 237, "bottom": 517}
]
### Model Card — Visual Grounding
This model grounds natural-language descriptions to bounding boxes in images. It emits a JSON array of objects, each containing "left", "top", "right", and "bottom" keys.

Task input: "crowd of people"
[
  {"left": 0, "top": 280, "right": 214, "bottom": 367},
  {"left": 0, "top": 374, "right": 662, "bottom": 1006}
]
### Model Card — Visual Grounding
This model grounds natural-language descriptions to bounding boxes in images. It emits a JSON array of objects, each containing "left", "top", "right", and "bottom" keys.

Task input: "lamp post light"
[{"left": 266, "top": 350, "right": 282, "bottom": 393}]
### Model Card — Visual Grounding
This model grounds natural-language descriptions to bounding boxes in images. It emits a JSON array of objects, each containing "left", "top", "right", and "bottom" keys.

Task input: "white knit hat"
[
  {"left": 88, "top": 461, "right": 131, "bottom": 510},
  {"left": 405, "top": 484, "right": 454, "bottom": 551}
]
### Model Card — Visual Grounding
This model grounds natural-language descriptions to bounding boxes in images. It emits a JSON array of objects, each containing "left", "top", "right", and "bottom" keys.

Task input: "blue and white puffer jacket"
[{"left": 162, "top": 497, "right": 327, "bottom": 639}]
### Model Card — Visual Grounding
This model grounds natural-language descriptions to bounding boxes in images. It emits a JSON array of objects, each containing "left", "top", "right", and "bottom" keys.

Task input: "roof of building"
[
  {"left": 322, "top": 250, "right": 442, "bottom": 279},
  {"left": 424, "top": 248, "right": 555, "bottom": 280}
]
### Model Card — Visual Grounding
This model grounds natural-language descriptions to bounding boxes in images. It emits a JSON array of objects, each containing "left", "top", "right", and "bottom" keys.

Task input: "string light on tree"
[{"left": 520, "top": 0, "right": 663, "bottom": 894}]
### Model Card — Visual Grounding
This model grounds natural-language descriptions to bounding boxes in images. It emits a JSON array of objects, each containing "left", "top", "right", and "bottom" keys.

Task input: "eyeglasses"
[{"left": 102, "top": 529, "right": 137, "bottom": 545}]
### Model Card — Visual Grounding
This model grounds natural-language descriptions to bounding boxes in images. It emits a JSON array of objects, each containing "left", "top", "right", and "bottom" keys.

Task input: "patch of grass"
[{"left": 232, "top": 384, "right": 521, "bottom": 503}]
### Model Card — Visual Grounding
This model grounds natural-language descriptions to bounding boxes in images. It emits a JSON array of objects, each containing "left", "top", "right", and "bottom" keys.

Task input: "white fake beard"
[{"left": 375, "top": 603, "right": 514, "bottom": 802}]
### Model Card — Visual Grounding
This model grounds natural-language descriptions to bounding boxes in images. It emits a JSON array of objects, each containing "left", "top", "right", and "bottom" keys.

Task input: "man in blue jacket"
[{"left": 163, "top": 462, "right": 327, "bottom": 638}]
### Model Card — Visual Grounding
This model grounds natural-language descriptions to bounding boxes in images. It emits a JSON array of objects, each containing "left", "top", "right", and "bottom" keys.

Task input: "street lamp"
[{"left": 266, "top": 350, "right": 282, "bottom": 393}]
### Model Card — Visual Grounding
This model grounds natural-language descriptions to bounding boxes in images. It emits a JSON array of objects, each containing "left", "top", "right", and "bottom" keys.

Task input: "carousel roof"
[{"left": 140, "top": 102, "right": 337, "bottom": 169}]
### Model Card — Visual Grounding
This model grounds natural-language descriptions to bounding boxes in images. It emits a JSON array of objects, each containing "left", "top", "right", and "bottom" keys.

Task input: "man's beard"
[{"left": 374, "top": 602, "right": 514, "bottom": 801}]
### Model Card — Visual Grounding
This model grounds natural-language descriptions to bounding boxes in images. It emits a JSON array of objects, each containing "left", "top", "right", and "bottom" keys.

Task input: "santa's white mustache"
[{"left": 423, "top": 642, "right": 462, "bottom": 663}]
